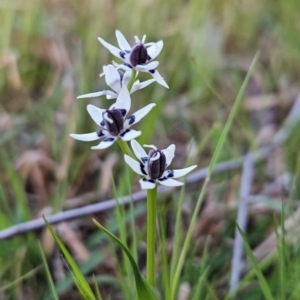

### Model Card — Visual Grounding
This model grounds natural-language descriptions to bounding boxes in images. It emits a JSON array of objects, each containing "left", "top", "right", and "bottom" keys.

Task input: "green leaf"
[
  {"left": 191, "top": 267, "right": 209, "bottom": 300},
  {"left": 171, "top": 53, "right": 259, "bottom": 300},
  {"left": 54, "top": 252, "right": 104, "bottom": 296},
  {"left": 38, "top": 241, "right": 59, "bottom": 300},
  {"left": 93, "top": 274, "right": 103, "bottom": 300},
  {"left": 207, "top": 52, "right": 259, "bottom": 178},
  {"left": 0, "top": 266, "right": 41, "bottom": 292},
  {"left": 93, "top": 219, "right": 159, "bottom": 300},
  {"left": 0, "top": 149, "right": 31, "bottom": 223},
  {"left": 236, "top": 223, "right": 275, "bottom": 300},
  {"left": 274, "top": 204, "right": 287, "bottom": 300},
  {"left": 43, "top": 217, "right": 95, "bottom": 300}
]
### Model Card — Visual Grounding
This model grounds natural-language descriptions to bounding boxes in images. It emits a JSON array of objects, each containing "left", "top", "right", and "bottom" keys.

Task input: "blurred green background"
[{"left": 1, "top": 0, "right": 300, "bottom": 299}]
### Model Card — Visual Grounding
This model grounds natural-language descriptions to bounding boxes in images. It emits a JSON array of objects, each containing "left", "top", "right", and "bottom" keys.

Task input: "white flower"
[
  {"left": 70, "top": 87, "right": 156, "bottom": 149},
  {"left": 98, "top": 30, "right": 169, "bottom": 89},
  {"left": 77, "top": 64, "right": 155, "bottom": 100},
  {"left": 124, "top": 140, "right": 197, "bottom": 189}
]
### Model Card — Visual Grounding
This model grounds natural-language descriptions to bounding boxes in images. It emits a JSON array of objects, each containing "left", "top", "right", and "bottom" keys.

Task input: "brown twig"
[{"left": 0, "top": 148, "right": 271, "bottom": 241}]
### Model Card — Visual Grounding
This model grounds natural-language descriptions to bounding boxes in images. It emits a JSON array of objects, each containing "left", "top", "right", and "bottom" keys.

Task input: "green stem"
[
  {"left": 117, "top": 139, "right": 134, "bottom": 158},
  {"left": 127, "top": 69, "right": 137, "bottom": 92},
  {"left": 146, "top": 186, "right": 157, "bottom": 286}
]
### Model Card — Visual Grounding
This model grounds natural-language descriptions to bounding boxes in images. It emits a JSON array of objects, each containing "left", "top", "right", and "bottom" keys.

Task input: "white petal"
[
  {"left": 122, "top": 70, "right": 132, "bottom": 86},
  {"left": 124, "top": 154, "right": 144, "bottom": 176},
  {"left": 143, "top": 144, "right": 157, "bottom": 150},
  {"left": 147, "top": 40, "right": 163, "bottom": 60},
  {"left": 105, "top": 64, "right": 122, "bottom": 92},
  {"left": 150, "top": 69, "right": 169, "bottom": 88},
  {"left": 70, "top": 132, "right": 100, "bottom": 142},
  {"left": 115, "top": 86, "right": 131, "bottom": 114},
  {"left": 113, "top": 61, "right": 132, "bottom": 71},
  {"left": 106, "top": 93, "right": 118, "bottom": 100},
  {"left": 131, "top": 139, "right": 148, "bottom": 162},
  {"left": 162, "top": 144, "right": 175, "bottom": 167},
  {"left": 119, "top": 129, "right": 141, "bottom": 141},
  {"left": 125, "top": 103, "right": 156, "bottom": 128},
  {"left": 87, "top": 104, "right": 105, "bottom": 125},
  {"left": 77, "top": 90, "right": 115, "bottom": 99},
  {"left": 144, "top": 42, "right": 155, "bottom": 47},
  {"left": 104, "top": 90, "right": 118, "bottom": 98},
  {"left": 158, "top": 178, "right": 184, "bottom": 187},
  {"left": 91, "top": 137, "right": 117, "bottom": 149},
  {"left": 135, "top": 61, "right": 159, "bottom": 72},
  {"left": 139, "top": 178, "right": 156, "bottom": 189},
  {"left": 98, "top": 37, "right": 121, "bottom": 58},
  {"left": 168, "top": 165, "right": 197, "bottom": 179},
  {"left": 115, "top": 30, "right": 131, "bottom": 50},
  {"left": 130, "top": 78, "right": 155, "bottom": 93}
]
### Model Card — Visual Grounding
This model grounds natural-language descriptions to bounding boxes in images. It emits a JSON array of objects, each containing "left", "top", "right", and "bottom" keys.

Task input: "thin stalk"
[
  {"left": 127, "top": 69, "right": 137, "bottom": 92},
  {"left": 38, "top": 241, "right": 59, "bottom": 300},
  {"left": 208, "top": 53, "right": 259, "bottom": 176},
  {"left": 170, "top": 185, "right": 186, "bottom": 281},
  {"left": 158, "top": 211, "right": 171, "bottom": 299},
  {"left": 117, "top": 139, "right": 134, "bottom": 158},
  {"left": 171, "top": 127, "right": 217, "bottom": 281},
  {"left": 146, "top": 186, "right": 157, "bottom": 286},
  {"left": 171, "top": 53, "right": 259, "bottom": 299},
  {"left": 170, "top": 177, "right": 209, "bottom": 299},
  {"left": 0, "top": 266, "right": 41, "bottom": 292}
]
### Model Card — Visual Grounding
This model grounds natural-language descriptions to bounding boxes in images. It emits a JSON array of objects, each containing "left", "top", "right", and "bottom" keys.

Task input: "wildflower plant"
[
  {"left": 34, "top": 23, "right": 259, "bottom": 299},
  {"left": 48, "top": 29, "right": 198, "bottom": 300}
]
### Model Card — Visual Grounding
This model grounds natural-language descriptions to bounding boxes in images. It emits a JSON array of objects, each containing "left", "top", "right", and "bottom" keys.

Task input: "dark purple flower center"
[
  {"left": 102, "top": 109, "right": 124, "bottom": 136},
  {"left": 130, "top": 44, "right": 148, "bottom": 67},
  {"left": 147, "top": 149, "right": 166, "bottom": 180}
]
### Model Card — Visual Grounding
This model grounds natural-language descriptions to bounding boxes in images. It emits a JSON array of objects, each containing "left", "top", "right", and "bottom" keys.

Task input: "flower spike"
[
  {"left": 70, "top": 87, "right": 156, "bottom": 149},
  {"left": 98, "top": 30, "right": 169, "bottom": 88},
  {"left": 124, "top": 140, "right": 197, "bottom": 189}
]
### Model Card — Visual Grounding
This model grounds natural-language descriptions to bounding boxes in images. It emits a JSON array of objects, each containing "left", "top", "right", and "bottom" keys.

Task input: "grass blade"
[
  {"left": 207, "top": 52, "right": 259, "bottom": 178},
  {"left": 93, "top": 274, "right": 103, "bottom": 300},
  {"left": 0, "top": 149, "right": 31, "bottom": 222},
  {"left": 38, "top": 241, "right": 59, "bottom": 300},
  {"left": 274, "top": 204, "right": 287, "bottom": 300},
  {"left": 191, "top": 267, "right": 209, "bottom": 300},
  {"left": 0, "top": 266, "right": 41, "bottom": 292},
  {"left": 236, "top": 223, "right": 275, "bottom": 300},
  {"left": 44, "top": 217, "right": 95, "bottom": 300},
  {"left": 93, "top": 218, "right": 159, "bottom": 300},
  {"left": 170, "top": 52, "right": 259, "bottom": 299},
  {"left": 158, "top": 205, "right": 171, "bottom": 300}
]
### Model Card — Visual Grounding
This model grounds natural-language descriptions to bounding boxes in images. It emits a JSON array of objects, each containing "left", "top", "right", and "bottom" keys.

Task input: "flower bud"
[
  {"left": 147, "top": 149, "right": 166, "bottom": 180},
  {"left": 130, "top": 44, "right": 148, "bottom": 67},
  {"left": 103, "top": 109, "right": 124, "bottom": 136}
]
